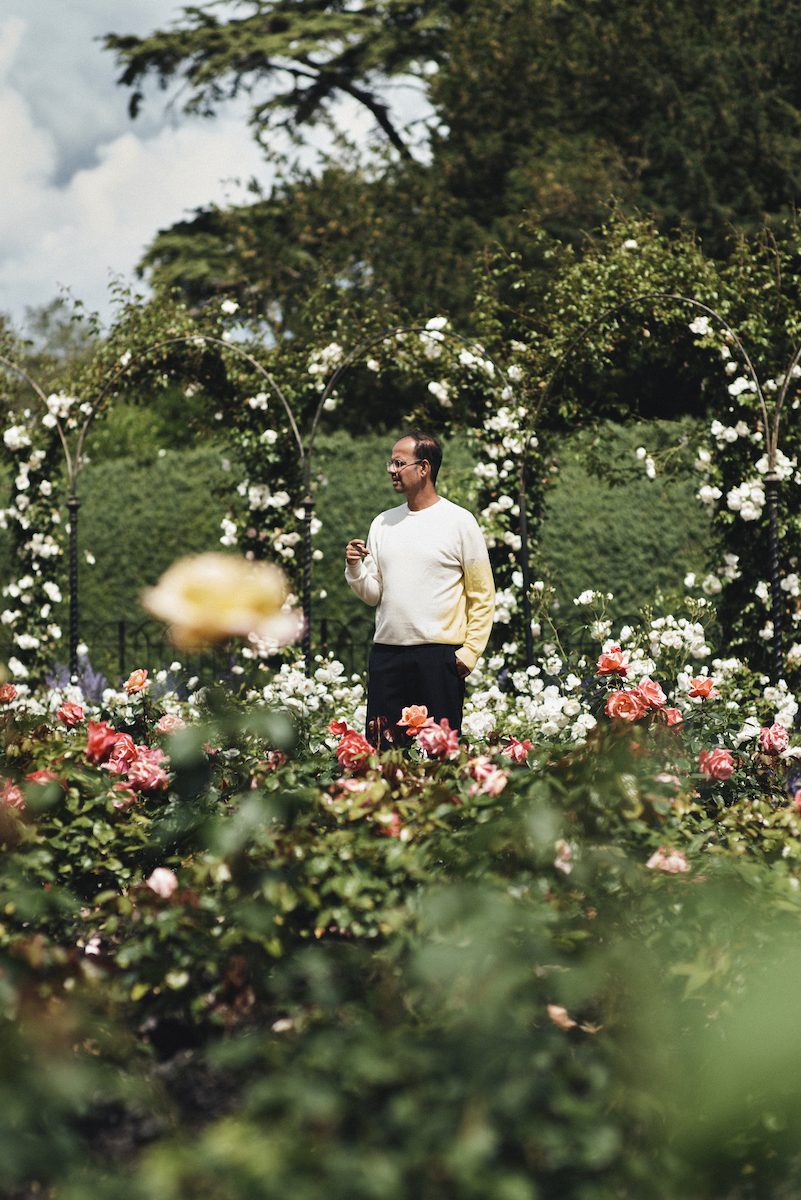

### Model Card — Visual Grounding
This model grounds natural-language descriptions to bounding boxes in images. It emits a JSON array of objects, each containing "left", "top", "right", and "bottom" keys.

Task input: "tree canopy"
[{"left": 107, "top": 0, "right": 801, "bottom": 327}]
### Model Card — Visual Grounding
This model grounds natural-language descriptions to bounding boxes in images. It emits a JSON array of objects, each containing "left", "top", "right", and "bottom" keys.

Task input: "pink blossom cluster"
[
  {"left": 85, "top": 720, "right": 169, "bottom": 801},
  {"left": 417, "top": 717, "right": 460, "bottom": 761},
  {"left": 604, "top": 676, "right": 682, "bottom": 726},
  {"left": 646, "top": 846, "right": 691, "bottom": 874},
  {"left": 466, "top": 756, "right": 508, "bottom": 797},
  {"left": 501, "top": 736, "right": 534, "bottom": 763}
]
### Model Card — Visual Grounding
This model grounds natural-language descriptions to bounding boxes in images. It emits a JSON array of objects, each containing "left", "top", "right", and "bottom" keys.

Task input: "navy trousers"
[{"left": 366, "top": 643, "right": 465, "bottom": 747}]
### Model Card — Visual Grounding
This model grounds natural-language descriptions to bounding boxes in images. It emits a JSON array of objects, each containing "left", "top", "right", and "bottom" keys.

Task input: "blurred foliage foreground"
[{"left": 4, "top": 670, "right": 801, "bottom": 1200}]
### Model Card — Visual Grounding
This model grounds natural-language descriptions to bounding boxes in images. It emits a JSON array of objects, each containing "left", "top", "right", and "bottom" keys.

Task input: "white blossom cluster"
[
  {"left": 726, "top": 479, "right": 766, "bottom": 521},
  {"left": 639, "top": 614, "right": 711, "bottom": 661},
  {"left": 462, "top": 654, "right": 596, "bottom": 744},
  {"left": 249, "top": 657, "right": 366, "bottom": 749},
  {"left": 307, "top": 342, "right": 345, "bottom": 390}
]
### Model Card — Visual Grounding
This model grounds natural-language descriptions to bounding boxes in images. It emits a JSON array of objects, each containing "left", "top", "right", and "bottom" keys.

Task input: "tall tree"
[{"left": 106, "top": 0, "right": 801, "bottom": 320}]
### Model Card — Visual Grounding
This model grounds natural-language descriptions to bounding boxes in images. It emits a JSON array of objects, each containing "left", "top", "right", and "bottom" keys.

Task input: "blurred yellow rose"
[{"left": 141, "top": 553, "right": 302, "bottom": 648}]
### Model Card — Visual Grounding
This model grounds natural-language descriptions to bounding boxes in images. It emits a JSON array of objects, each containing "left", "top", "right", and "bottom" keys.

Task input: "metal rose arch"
[
  {"left": 1, "top": 327, "right": 526, "bottom": 680},
  {"left": 520, "top": 291, "right": 794, "bottom": 683}
]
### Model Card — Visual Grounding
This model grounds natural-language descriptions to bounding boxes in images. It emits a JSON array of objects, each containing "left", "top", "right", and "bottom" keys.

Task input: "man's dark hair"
[{"left": 401, "top": 429, "right": 443, "bottom": 483}]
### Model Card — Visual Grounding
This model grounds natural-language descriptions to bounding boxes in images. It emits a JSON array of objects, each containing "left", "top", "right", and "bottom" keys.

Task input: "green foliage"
[
  {"left": 76, "top": 446, "right": 232, "bottom": 627},
  {"left": 538, "top": 421, "right": 715, "bottom": 620},
  {"left": 5, "top": 672, "right": 801, "bottom": 1197},
  {"left": 120, "top": 0, "right": 801, "bottom": 332}
]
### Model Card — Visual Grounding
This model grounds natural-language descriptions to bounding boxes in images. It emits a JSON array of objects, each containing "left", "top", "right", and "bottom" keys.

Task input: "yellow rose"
[{"left": 141, "top": 553, "right": 301, "bottom": 648}]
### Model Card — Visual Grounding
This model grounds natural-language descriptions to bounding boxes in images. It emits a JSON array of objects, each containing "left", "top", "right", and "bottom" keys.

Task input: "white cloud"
[
  {"left": 0, "top": 4, "right": 434, "bottom": 327},
  {"left": 0, "top": 13, "right": 268, "bottom": 324}
]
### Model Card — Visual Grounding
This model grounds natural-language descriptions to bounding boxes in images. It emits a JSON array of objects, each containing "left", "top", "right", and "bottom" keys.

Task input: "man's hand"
[
  {"left": 345, "top": 538, "right": 368, "bottom": 566},
  {"left": 455, "top": 654, "right": 471, "bottom": 679}
]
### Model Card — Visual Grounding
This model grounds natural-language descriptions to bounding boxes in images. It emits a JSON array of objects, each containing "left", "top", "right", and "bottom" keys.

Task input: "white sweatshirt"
[{"left": 344, "top": 497, "right": 495, "bottom": 671}]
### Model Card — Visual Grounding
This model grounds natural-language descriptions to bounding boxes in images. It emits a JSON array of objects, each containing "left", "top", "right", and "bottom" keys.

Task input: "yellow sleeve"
[{"left": 458, "top": 556, "right": 495, "bottom": 671}]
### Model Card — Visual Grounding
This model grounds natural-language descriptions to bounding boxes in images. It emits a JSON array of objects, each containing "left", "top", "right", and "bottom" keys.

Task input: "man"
[{"left": 345, "top": 429, "right": 495, "bottom": 745}]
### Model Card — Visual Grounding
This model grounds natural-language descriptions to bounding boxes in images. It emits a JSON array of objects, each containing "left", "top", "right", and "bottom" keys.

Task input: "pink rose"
[
  {"left": 467, "top": 757, "right": 508, "bottom": 796},
  {"left": 157, "top": 714, "right": 186, "bottom": 735},
  {"left": 646, "top": 846, "right": 691, "bottom": 874},
  {"left": 0, "top": 683, "right": 18, "bottom": 704},
  {"left": 689, "top": 676, "right": 720, "bottom": 699},
  {"left": 477, "top": 770, "right": 507, "bottom": 797},
  {"left": 25, "top": 768, "right": 66, "bottom": 790},
  {"left": 502, "top": 736, "right": 534, "bottom": 763},
  {"left": 86, "top": 720, "right": 120, "bottom": 764},
  {"left": 759, "top": 723, "right": 789, "bottom": 755},
  {"left": 467, "top": 755, "right": 496, "bottom": 781},
  {"left": 554, "top": 839, "right": 573, "bottom": 874},
  {"left": 417, "top": 717, "right": 460, "bottom": 760},
  {"left": 663, "top": 707, "right": 684, "bottom": 727},
  {"left": 124, "top": 668, "right": 149, "bottom": 694},
  {"left": 377, "top": 812, "right": 403, "bottom": 838},
  {"left": 127, "top": 746, "right": 169, "bottom": 791},
  {"left": 111, "top": 784, "right": 138, "bottom": 810},
  {"left": 1, "top": 778, "right": 25, "bottom": 811},
  {"left": 635, "top": 678, "right": 667, "bottom": 709},
  {"left": 146, "top": 867, "right": 178, "bottom": 898},
  {"left": 605, "top": 689, "right": 648, "bottom": 722},
  {"left": 699, "top": 747, "right": 734, "bottom": 781},
  {"left": 596, "top": 646, "right": 628, "bottom": 676}
]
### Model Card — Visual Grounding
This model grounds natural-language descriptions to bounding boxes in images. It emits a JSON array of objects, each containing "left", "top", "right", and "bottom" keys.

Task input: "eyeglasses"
[{"left": 386, "top": 459, "right": 423, "bottom": 472}]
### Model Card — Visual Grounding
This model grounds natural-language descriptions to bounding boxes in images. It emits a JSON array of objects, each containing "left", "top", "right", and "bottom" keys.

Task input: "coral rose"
[
  {"left": 57, "top": 701, "right": 83, "bottom": 727},
  {"left": 699, "top": 747, "right": 734, "bottom": 781},
  {"left": 102, "top": 733, "right": 138, "bottom": 774},
  {"left": 663, "top": 707, "right": 684, "bottom": 726},
  {"left": 146, "top": 867, "right": 178, "bottom": 898},
  {"left": 0, "top": 683, "right": 18, "bottom": 703},
  {"left": 502, "top": 736, "right": 534, "bottom": 763},
  {"left": 417, "top": 717, "right": 460, "bottom": 760},
  {"left": 636, "top": 678, "right": 667, "bottom": 709},
  {"left": 759, "top": 723, "right": 789, "bottom": 754},
  {"left": 157, "top": 713, "right": 186, "bottom": 734},
  {"left": 124, "top": 668, "right": 149, "bottom": 694},
  {"left": 689, "top": 676, "right": 720, "bottom": 699},
  {"left": 646, "top": 846, "right": 691, "bottom": 873},
  {"left": 328, "top": 719, "right": 349, "bottom": 737},
  {"left": 397, "top": 704, "right": 434, "bottom": 733},
  {"left": 86, "top": 721, "right": 120, "bottom": 764},
  {"left": 336, "top": 729, "right": 374, "bottom": 773},
  {"left": 605, "top": 689, "right": 648, "bottom": 722},
  {"left": 141, "top": 552, "right": 302, "bottom": 649},
  {"left": 596, "top": 646, "right": 628, "bottom": 676}
]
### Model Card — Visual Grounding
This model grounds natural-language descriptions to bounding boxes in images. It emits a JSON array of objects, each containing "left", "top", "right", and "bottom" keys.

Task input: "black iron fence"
[{"left": 0, "top": 617, "right": 376, "bottom": 694}]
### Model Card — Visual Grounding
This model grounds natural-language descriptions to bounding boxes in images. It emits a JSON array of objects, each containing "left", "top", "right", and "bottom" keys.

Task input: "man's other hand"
[
  {"left": 455, "top": 655, "right": 471, "bottom": 678},
  {"left": 345, "top": 539, "right": 368, "bottom": 565}
]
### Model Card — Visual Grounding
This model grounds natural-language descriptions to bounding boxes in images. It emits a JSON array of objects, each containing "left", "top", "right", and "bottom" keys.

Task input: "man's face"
[{"left": 389, "top": 437, "right": 422, "bottom": 495}]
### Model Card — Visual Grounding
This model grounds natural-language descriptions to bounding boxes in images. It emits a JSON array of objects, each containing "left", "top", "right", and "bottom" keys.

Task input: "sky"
[{"left": 0, "top": 1, "right": 430, "bottom": 332}]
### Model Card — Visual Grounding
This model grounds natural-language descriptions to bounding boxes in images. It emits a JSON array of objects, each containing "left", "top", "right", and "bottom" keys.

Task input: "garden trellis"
[
  {"left": 530, "top": 291, "right": 800, "bottom": 684},
  {"left": 1, "top": 327, "right": 525, "bottom": 678}
]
